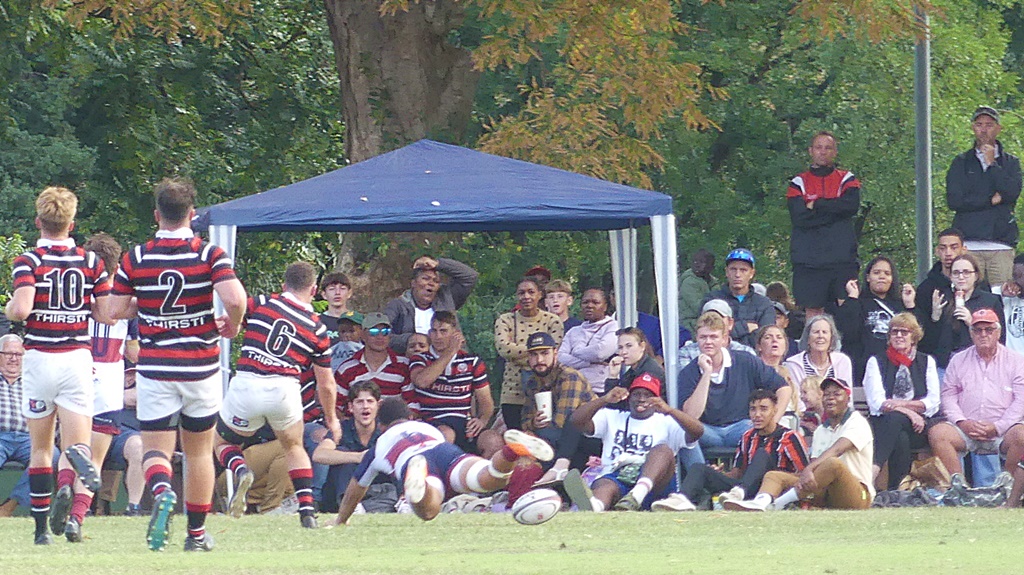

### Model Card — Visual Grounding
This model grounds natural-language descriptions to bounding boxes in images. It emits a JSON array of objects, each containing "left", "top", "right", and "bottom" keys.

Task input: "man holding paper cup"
[{"left": 520, "top": 332, "right": 596, "bottom": 486}]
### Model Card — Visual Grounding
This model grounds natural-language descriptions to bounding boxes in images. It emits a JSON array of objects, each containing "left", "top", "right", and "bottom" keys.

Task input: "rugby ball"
[{"left": 512, "top": 488, "right": 562, "bottom": 525}]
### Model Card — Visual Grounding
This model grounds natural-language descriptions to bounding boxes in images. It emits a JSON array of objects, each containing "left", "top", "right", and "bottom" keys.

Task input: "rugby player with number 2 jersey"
[{"left": 109, "top": 178, "right": 247, "bottom": 552}]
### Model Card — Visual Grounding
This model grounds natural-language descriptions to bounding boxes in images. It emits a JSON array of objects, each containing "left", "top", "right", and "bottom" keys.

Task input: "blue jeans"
[
  {"left": 699, "top": 419, "right": 752, "bottom": 449},
  {"left": 0, "top": 431, "right": 32, "bottom": 508}
]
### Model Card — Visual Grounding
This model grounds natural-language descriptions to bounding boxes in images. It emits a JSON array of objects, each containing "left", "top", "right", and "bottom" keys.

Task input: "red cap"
[
  {"left": 524, "top": 266, "right": 552, "bottom": 281},
  {"left": 971, "top": 308, "right": 1000, "bottom": 325},
  {"left": 819, "top": 377, "right": 852, "bottom": 396},
  {"left": 629, "top": 373, "right": 662, "bottom": 397}
]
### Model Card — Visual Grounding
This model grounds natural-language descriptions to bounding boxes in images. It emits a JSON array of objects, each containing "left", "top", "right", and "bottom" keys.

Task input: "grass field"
[{"left": 2, "top": 508, "right": 1022, "bottom": 574}]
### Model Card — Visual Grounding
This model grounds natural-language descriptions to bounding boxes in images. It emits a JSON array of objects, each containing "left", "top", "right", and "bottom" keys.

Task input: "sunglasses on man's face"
[{"left": 366, "top": 327, "right": 392, "bottom": 336}]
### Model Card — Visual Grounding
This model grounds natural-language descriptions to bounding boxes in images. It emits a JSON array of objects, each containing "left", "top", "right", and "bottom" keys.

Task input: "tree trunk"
[{"left": 322, "top": 0, "right": 479, "bottom": 162}]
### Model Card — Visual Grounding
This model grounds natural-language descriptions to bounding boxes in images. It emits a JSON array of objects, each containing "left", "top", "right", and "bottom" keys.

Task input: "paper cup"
[{"left": 535, "top": 391, "right": 553, "bottom": 420}]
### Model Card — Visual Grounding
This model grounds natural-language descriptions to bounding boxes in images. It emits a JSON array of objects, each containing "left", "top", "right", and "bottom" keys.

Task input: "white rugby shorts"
[
  {"left": 92, "top": 360, "right": 126, "bottom": 415},
  {"left": 22, "top": 348, "right": 93, "bottom": 418},
  {"left": 220, "top": 371, "right": 303, "bottom": 433},
  {"left": 136, "top": 371, "right": 222, "bottom": 422}
]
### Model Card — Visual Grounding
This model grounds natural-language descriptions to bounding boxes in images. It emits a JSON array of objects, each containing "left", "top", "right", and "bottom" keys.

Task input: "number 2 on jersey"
[{"left": 159, "top": 270, "right": 187, "bottom": 314}]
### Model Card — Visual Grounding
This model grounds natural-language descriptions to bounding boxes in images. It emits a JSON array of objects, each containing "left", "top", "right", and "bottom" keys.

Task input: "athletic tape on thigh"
[
  {"left": 468, "top": 459, "right": 498, "bottom": 493},
  {"left": 449, "top": 458, "right": 473, "bottom": 493}
]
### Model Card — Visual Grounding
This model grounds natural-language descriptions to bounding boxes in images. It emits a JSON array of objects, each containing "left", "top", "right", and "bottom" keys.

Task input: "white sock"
[
  {"left": 591, "top": 498, "right": 605, "bottom": 512},
  {"left": 752, "top": 492, "right": 774, "bottom": 508},
  {"left": 629, "top": 478, "right": 653, "bottom": 502},
  {"left": 773, "top": 488, "right": 800, "bottom": 509}
]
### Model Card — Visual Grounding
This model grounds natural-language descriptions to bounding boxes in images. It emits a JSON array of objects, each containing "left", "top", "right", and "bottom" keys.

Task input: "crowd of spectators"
[{"left": 3, "top": 105, "right": 1024, "bottom": 527}]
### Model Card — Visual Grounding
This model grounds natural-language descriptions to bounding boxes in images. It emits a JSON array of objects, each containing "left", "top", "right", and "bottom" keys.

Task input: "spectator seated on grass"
[
  {"left": 652, "top": 388, "right": 810, "bottom": 511},
  {"left": 519, "top": 332, "right": 594, "bottom": 486},
  {"left": 312, "top": 381, "right": 396, "bottom": 513},
  {"left": 927, "top": 308, "right": 1024, "bottom": 479},
  {"left": 726, "top": 377, "right": 874, "bottom": 511},
  {"left": 215, "top": 426, "right": 296, "bottom": 515},
  {"left": 679, "top": 312, "right": 790, "bottom": 452},
  {"left": 410, "top": 311, "right": 496, "bottom": 454},
  {"left": 385, "top": 255, "right": 479, "bottom": 354},
  {"left": 558, "top": 288, "right": 618, "bottom": 391},
  {"left": 562, "top": 374, "right": 702, "bottom": 512}
]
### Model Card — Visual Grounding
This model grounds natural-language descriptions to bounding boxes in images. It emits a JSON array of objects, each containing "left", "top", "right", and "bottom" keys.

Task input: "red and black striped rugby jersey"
[
  {"left": 112, "top": 231, "right": 236, "bottom": 381},
  {"left": 733, "top": 425, "right": 811, "bottom": 474},
  {"left": 236, "top": 293, "right": 331, "bottom": 377},
  {"left": 409, "top": 351, "right": 488, "bottom": 421},
  {"left": 12, "top": 240, "right": 109, "bottom": 352}
]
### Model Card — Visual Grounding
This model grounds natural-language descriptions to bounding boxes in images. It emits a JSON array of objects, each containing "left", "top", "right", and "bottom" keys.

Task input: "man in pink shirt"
[{"left": 928, "top": 308, "right": 1024, "bottom": 476}]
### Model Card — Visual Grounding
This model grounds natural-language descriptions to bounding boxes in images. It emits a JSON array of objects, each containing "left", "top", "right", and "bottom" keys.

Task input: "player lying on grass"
[
  {"left": 215, "top": 262, "right": 340, "bottom": 530},
  {"left": 333, "top": 397, "right": 553, "bottom": 525},
  {"left": 562, "top": 374, "right": 703, "bottom": 512}
]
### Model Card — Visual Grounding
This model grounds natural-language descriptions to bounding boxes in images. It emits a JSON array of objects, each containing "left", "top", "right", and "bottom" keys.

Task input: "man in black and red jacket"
[{"left": 787, "top": 131, "right": 861, "bottom": 320}]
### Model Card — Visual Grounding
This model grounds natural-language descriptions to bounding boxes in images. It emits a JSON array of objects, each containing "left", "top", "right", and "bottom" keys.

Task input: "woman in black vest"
[{"left": 862, "top": 312, "right": 940, "bottom": 491}]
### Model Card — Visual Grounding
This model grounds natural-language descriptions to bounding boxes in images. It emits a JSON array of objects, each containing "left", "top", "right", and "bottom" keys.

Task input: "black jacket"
[
  {"left": 835, "top": 292, "right": 908, "bottom": 385},
  {"left": 946, "top": 141, "right": 1022, "bottom": 246},
  {"left": 788, "top": 166, "right": 861, "bottom": 268}
]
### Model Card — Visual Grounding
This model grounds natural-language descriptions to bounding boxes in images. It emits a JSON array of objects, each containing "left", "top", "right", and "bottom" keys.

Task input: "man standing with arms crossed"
[{"left": 110, "top": 178, "right": 247, "bottom": 552}]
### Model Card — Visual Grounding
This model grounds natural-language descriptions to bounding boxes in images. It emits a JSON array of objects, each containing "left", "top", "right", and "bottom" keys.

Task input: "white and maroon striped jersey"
[
  {"left": 355, "top": 420, "right": 445, "bottom": 487},
  {"left": 334, "top": 349, "right": 412, "bottom": 413}
]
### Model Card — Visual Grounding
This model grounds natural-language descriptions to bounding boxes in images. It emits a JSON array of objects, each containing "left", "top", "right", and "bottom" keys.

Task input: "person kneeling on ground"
[
  {"left": 652, "top": 388, "right": 810, "bottom": 511},
  {"left": 333, "top": 397, "right": 553, "bottom": 525},
  {"left": 562, "top": 374, "right": 703, "bottom": 512},
  {"left": 726, "top": 377, "right": 874, "bottom": 511}
]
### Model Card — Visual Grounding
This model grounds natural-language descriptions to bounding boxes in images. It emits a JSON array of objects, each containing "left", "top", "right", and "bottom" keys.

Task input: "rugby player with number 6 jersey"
[
  {"left": 215, "top": 262, "right": 339, "bottom": 529},
  {"left": 5, "top": 187, "right": 113, "bottom": 546},
  {"left": 109, "top": 178, "right": 247, "bottom": 552}
]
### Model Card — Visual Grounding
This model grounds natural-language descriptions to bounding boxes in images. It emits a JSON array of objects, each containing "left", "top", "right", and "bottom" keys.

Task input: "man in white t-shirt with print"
[
  {"left": 562, "top": 373, "right": 703, "bottom": 512},
  {"left": 993, "top": 254, "right": 1024, "bottom": 355}
]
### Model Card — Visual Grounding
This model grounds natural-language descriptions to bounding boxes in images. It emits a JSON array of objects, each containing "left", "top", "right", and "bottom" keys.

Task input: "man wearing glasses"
[
  {"left": 928, "top": 308, "right": 1024, "bottom": 477},
  {"left": 334, "top": 313, "right": 413, "bottom": 415},
  {"left": 0, "top": 334, "right": 30, "bottom": 516}
]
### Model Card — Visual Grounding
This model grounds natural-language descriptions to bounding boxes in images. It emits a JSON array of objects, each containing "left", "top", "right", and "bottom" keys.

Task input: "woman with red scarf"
[{"left": 862, "top": 312, "right": 940, "bottom": 490}]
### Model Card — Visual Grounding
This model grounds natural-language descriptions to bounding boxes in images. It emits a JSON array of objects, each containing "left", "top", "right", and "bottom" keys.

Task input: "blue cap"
[{"left": 725, "top": 248, "right": 755, "bottom": 267}]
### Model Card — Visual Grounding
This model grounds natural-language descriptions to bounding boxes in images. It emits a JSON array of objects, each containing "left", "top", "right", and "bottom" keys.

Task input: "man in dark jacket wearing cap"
[
  {"left": 701, "top": 249, "right": 774, "bottom": 348},
  {"left": 946, "top": 106, "right": 1023, "bottom": 286}
]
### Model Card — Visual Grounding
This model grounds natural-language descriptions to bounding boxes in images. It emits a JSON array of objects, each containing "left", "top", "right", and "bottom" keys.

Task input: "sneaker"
[
  {"left": 723, "top": 497, "right": 769, "bottom": 512},
  {"left": 562, "top": 469, "right": 594, "bottom": 512},
  {"left": 265, "top": 493, "right": 300, "bottom": 516},
  {"left": 300, "top": 515, "right": 318, "bottom": 529},
  {"left": 49, "top": 484, "right": 72, "bottom": 536},
  {"left": 124, "top": 503, "right": 141, "bottom": 517},
  {"left": 34, "top": 531, "right": 53, "bottom": 545},
  {"left": 404, "top": 455, "right": 428, "bottom": 505},
  {"left": 503, "top": 430, "right": 554, "bottom": 462},
  {"left": 651, "top": 493, "right": 697, "bottom": 512},
  {"left": 147, "top": 489, "right": 177, "bottom": 551},
  {"left": 228, "top": 468, "right": 254, "bottom": 519},
  {"left": 719, "top": 485, "right": 745, "bottom": 504},
  {"left": 64, "top": 517, "right": 83, "bottom": 543},
  {"left": 184, "top": 534, "right": 215, "bottom": 552},
  {"left": 65, "top": 445, "right": 101, "bottom": 493},
  {"left": 613, "top": 493, "right": 641, "bottom": 511}
]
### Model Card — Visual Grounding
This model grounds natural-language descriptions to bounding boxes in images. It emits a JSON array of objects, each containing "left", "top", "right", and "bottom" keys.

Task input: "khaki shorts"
[
  {"left": 22, "top": 348, "right": 93, "bottom": 418},
  {"left": 220, "top": 372, "right": 303, "bottom": 433},
  {"left": 137, "top": 371, "right": 222, "bottom": 422}
]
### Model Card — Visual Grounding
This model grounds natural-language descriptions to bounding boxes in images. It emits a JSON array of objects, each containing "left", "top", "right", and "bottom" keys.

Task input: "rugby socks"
[
  {"left": 70, "top": 493, "right": 93, "bottom": 524},
  {"left": 289, "top": 468, "right": 315, "bottom": 519},
  {"left": 186, "top": 502, "right": 211, "bottom": 542},
  {"left": 145, "top": 463, "right": 173, "bottom": 497},
  {"left": 773, "top": 488, "right": 799, "bottom": 509},
  {"left": 56, "top": 468, "right": 77, "bottom": 490},
  {"left": 217, "top": 445, "right": 248, "bottom": 476},
  {"left": 628, "top": 478, "right": 653, "bottom": 504},
  {"left": 29, "top": 467, "right": 53, "bottom": 535}
]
